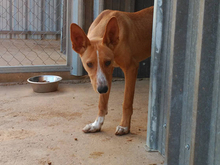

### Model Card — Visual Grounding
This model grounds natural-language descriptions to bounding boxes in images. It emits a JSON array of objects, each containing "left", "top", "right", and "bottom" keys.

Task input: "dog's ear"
[
  {"left": 103, "top": 17, "right": 119, "bottom": 50},
  {"left": 70, "top": 23, "right": 91, "bottom": 55}
]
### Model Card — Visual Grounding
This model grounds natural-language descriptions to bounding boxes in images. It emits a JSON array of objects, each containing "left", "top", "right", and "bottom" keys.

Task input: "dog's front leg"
[
  {"left": 115, "top": 66, "right": 138, "bottom": 135},
  {"left": 82, "top": 89, "right": 110, "bottom": 133}
]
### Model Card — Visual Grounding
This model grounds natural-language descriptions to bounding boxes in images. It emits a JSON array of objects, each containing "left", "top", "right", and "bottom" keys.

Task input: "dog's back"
[{"left": 88, "top": 7, "right": 154, "bottom": 62}]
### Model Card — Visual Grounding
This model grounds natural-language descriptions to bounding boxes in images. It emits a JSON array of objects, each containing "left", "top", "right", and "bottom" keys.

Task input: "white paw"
[
  {"left": 82, "top": 123, "right": 101, "bottom": 133},
  {"left": 115, "top": 126, "right": 130, "bottom": 135},
  {"left": 82, "top": 116, "right": 104, "bottom": 133}
]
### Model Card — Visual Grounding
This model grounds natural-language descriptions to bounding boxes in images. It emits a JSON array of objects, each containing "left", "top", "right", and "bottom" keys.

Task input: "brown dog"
[{"left": 70, "top": 6, "right": 153, "bottom": 135}]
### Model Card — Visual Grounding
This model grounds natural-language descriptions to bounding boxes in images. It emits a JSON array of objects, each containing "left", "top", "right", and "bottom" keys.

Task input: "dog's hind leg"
[
  {"left": 82, "top": 85, "right": 111, "bottom": 133},
  {"left": 115, "top": 64, "right": 139, "bottom": 135}
]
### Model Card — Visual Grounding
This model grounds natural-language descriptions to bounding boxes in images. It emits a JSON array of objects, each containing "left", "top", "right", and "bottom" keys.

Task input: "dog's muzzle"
[{"left": 97, "top": 85, "right": 108, "bottom": 94}]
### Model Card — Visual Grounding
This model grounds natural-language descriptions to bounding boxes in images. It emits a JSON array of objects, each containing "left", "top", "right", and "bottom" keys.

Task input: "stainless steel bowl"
[{"left": 27, "top": 75, "right": 62, "bottom": 93}]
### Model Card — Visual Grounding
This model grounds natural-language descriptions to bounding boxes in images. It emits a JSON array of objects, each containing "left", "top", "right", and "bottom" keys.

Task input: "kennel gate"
[{"left": 0, "top": 0, "right": 70, "bottom": 73}]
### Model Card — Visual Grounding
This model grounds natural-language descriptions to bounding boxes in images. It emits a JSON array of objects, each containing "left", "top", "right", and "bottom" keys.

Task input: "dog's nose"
[{"left": 97, "top": 86, "right": 108, "bottom": 94}]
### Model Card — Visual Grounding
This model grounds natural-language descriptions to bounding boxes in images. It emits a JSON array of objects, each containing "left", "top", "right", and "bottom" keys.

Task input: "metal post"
[
  {"left": 41, "top": 0, "right": 45, "bottom": 40},
  {"left": 61, "top": 0, "right": 67, "bottom": 54},
  {"left": 56, "top": 0, "right": 61, "bottom": 40},
  {"left": 25, "top": 0, "right": 28, "bottom": 39},
  {"left": 93, "top": 0, "right": 104, "bottom": 19},
  {"left": 125, "top": 0, "right": 135, "bottom": 12},
  {"left": 9, "top": 0, "right": 12, "bottom": 39},
  {"left": 146, "top": 0, "right": 163, "bottom": 152},
  {"left": 66, "top": 0, "right": 84, "bottom": 76}
]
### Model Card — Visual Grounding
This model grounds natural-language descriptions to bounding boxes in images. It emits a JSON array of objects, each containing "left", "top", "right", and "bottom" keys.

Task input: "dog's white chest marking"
[{"left": 96, "top": 50, "right": 107, "bottom": 87}]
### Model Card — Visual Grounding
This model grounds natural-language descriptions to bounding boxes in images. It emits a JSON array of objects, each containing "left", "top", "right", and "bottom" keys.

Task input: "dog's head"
[{"left": 70, "top": 17, "right": 119, "bottom": 94}]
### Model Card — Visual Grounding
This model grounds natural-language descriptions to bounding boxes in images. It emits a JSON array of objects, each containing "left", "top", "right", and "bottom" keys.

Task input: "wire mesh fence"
[{"left": 0, "top": 0, "right": 67, "bottom": 66}]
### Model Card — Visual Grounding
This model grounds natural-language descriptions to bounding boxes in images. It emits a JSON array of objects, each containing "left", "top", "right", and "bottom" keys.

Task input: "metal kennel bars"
[
  {"left": 0, "top": 0, "right": 70, "bottom": 73},
  {"left": 147, "top": 0, "right": 220, "bottom": 165}
]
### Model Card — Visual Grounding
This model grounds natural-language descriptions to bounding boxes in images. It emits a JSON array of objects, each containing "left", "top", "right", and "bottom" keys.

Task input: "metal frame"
[
  {"left": 0, "top": 65, "right": 70, "bottom": 73},
  {"left": 0, "top": 30, "right": 60, "bottom": 35}
]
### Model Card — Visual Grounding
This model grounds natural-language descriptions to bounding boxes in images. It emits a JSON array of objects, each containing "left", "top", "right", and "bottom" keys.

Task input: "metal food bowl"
[{"left": 27, "top": 75, "right": 62, "bottom": 93}]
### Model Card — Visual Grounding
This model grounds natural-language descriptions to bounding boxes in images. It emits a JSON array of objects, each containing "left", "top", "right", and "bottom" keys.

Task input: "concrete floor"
[{"left": 0, "top": 79, "right": 164, "bottom": 165}]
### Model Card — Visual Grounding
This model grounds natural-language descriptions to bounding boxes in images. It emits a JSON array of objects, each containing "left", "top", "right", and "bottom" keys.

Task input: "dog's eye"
[
  {"left": 87, "top": 62, "right": 93, "bottom": 68},
  {"left": 105, "top": 61, "right": 111, "bottom": 67}
]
